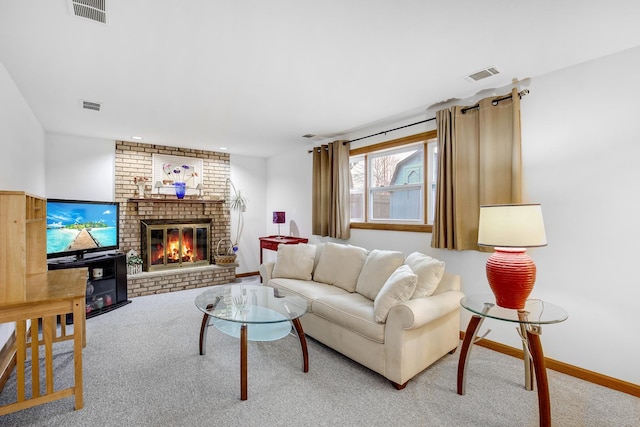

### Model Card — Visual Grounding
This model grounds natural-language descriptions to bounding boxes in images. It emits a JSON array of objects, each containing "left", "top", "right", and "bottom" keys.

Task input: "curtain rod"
[
  {"left": 344, "top": 117, "right": 436, "bottom": 145},
  {"left": 460, "top": 89, "right": 529, "bottom": 114},
  {"left": 309, "top": 89, "right": 530, "bottom": 152},
  {"left": 307, "top": 118, "right": 433, "bottom": 153}
]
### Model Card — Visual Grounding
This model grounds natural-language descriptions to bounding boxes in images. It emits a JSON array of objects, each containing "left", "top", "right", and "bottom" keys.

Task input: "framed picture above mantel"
[{"left": 152, "top": 153, "right": 203, "bottom": 196}]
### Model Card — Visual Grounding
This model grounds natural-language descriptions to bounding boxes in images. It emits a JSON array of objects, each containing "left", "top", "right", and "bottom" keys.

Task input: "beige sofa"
[{"left": 259, "top": 242, "right": 464, "bottom": 389}]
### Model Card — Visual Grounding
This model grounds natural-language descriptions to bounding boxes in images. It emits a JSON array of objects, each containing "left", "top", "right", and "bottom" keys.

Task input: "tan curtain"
[
  {"left": 312, "top": 140, "right": 351, "bottom": 239},
  {"left": 432, "top": 88, "right": 522, "bottom": 250}
]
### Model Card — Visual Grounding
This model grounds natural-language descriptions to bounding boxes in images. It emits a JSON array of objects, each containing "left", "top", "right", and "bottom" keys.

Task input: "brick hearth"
[{"left": 115, "top": 141, "right": 236, "bottom": 297}]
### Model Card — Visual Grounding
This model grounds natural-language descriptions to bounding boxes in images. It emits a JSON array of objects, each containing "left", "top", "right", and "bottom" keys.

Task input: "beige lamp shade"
[{"left": 478, "top": 204, "right": 547, "bottom": 248}]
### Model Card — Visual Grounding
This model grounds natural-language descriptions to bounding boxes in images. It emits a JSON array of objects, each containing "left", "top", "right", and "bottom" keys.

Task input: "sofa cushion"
[
  {"left": 373, "top": 265, "right": 417, "bottom": 323},
  {"left": 272, "top": 243, "right": 317, "bottom": 280},
  {"left": 405, "top": 252, "right": 445, "bottom": 298},
  {"left": 269, "top": 278, "right": 349, "bottom": 312},
  {"left": 312, "top": 293, "right": 385, "bottom": 343},
  {"left": 312, "top": 242, "right": 324, "bottom": 272},
  {"left": 312, "top": 242, "right": 368, "bottom": 292},
  {"left": 355, "top": 249, "right": 405, "bottom": 300}
]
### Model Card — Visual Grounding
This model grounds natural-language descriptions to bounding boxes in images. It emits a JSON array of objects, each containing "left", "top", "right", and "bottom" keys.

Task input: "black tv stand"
[{"left": 48, "top": 253, "right": 130, "bottom": 321}]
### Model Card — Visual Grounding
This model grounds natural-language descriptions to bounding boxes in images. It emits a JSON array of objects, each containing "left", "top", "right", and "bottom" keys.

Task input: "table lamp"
[
  {"left": 273, "top": 211, "right": 285, "bottom": 238},
  {"left": 478, "top": 204, "right": 547, "bottom": 309}
]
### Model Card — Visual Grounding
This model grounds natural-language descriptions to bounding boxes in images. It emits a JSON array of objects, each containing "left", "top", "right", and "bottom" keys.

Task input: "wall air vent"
[
  {"left": 69, "top": 0, "right": 107, "bottom": 24},
  {"left": 82, "top": 100, "right": 101, "bottom": 111},
  {"left": 465, "top": 66, "right": 500, "bottom": 82}
]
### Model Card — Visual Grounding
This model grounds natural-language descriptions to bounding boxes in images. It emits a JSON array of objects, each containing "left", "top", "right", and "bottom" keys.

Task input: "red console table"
[{"left": 259, "top": 236, "right": 309, "bottom": 264}]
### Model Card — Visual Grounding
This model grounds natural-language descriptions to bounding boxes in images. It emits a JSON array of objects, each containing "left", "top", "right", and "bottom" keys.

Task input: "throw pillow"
[
  {"left": 312, "top": 242, "right": 368, "bottom": 292},
  {"left": 404, "top": 252, "right": 445, "bottom": 298},
  {"left": 355, "top": 249, "right": 405, "bottom": 300},
  {"left": 373, "top": 265, "right": 417, "bottom": 323},
  {"left": 272, "top": 244, "right": 317, "bottom": 281}
]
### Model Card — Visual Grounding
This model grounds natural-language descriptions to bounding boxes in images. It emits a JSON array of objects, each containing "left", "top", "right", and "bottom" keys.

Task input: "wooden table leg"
[
  {"left": 457, "top": 314, "right": 484, "bottom": 395},
  {"left": 72, "top": 297, "right": 84, "bottom": 410},
  {"left": 526, "top": 325, "right": 551, "bottom": 427},
  {"left": 260, "top": 244, "right": 264, "bottom": 265},
  {"left": 292, "top": 318, "right": 309, "bottom": 372},
  {"left": 240, "top": 324, "right": 248, "bottom": 400},
  {"left": 457, "top": 302, "right": 493, "bottom": 395},
  {"left": 199, "top": 313, "right": 210, "bottom": 355},
  {"left": 199, "top": 303, "right": 214, "bottom": 355}
]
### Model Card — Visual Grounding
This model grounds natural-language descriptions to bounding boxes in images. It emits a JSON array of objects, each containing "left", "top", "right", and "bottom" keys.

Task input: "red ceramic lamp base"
[{"left": 486, "top": 248, "right": 537, "bottom": 309}]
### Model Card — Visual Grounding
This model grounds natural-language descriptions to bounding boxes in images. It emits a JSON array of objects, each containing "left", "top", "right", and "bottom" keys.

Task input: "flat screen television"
[{"left": 46, "top": 198, "right": 120, "bottom": 260}]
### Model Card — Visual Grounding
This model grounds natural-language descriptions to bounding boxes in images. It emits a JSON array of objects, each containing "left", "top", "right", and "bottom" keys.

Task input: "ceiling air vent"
[
  {"left": 465, "top": 66, "right": 500, "bottom": 82},
  {"left": 82, "top": 100, "right": 101, "bottom": 111},
  {"left": 69, "top": 0, "right": 107, "bottom": 24}
]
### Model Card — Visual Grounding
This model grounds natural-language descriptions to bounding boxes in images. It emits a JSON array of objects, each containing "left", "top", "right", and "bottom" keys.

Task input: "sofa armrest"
[
  {"left": 389, "top": 290, "right": 465, "bottom": 330},
  {"left": 259, "top": 261, "right": 275, "bottom": 283}
]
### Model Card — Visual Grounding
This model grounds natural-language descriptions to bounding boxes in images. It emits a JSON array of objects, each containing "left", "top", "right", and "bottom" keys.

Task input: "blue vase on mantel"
[{"left": 174, "top": 182, "right": 186, "bottom": 199}]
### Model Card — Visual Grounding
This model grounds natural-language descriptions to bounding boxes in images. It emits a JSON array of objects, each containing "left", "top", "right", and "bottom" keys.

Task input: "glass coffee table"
[{"left": 195, "top": 284, "right": 308, "bottom": 400}]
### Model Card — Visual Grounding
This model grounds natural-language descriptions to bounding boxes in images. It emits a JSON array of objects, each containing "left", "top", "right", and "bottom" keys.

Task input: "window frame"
[{"left": 349, "top": 130, "right": 437, "bottom": 233}]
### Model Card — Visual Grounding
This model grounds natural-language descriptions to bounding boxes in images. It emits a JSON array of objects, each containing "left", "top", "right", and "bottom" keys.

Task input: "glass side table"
[{"left": 457, "top": 294, "right": 568, "bottom": 427}]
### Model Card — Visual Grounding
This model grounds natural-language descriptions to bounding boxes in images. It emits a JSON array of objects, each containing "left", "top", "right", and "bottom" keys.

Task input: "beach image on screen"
[{"left": 47, "top": 202, "right": 118, "bottom": 254}]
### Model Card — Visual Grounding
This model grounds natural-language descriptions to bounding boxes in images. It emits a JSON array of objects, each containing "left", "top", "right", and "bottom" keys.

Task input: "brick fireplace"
[
  {"left": 141, "top": 219, "right": 211, "bottom": 271},
  {"left": 115, "top": 141, "right": 236, "bottom": 297}
]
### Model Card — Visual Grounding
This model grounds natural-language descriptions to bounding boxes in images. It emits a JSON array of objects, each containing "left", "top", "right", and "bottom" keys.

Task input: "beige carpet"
[{"left": 1, "top": 277, "right": 638, "bottom": 426}]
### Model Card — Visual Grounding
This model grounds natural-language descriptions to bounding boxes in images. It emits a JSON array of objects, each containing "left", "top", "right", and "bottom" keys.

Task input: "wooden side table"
[
  {"left": 258, "top": 235, "right": 309, "bottom": 264},
  {"left": 457, "top": 294, "right": 568, "bottom": 427}
]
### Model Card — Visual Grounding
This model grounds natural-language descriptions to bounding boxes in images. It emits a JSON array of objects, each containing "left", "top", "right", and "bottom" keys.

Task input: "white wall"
[
  {"left": 260, "top": 148, "right": 316, "bottom": 265},
  {"left": 265, "top": 46, "right": 640, "bottom": 385},
  {"left": 0, "top": 61, "right": 46, "bottom": 354},
  {"left": 45, "top": 133, "right": 115, "bottom": 201},
  {"left": 0, "top": 63, "right": 46, "bottom": 194},
  {"left": 229, "top": 154, "right": 268, "bottom": 274}
]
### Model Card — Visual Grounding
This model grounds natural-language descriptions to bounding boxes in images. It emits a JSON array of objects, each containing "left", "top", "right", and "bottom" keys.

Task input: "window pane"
[
  {"left": 370, "top": 187, "right": 422, "bottom": 221},
  {"left": 428, "top": 142, "right": 438, "bottom": 224},
  {"left": 349, "top": 157, "right": 365, "bottom": 221},
  {"left": 370, "top": 147, "right": 423, "bottom": 188}
]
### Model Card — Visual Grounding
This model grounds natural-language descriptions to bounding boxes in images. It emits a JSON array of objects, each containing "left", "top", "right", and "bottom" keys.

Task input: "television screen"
[{"left": 46, "top": 199, "right": 120, "bottom": 259}]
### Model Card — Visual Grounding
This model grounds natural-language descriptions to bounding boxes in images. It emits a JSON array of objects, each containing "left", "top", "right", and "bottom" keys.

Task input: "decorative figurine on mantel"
[{"left": 133, "top": 176, "right": 149, "bottom": 198}]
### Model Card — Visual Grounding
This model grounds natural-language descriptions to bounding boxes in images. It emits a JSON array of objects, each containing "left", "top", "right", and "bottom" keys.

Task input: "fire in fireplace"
[{"left": 141, "top": 220, "right": 211, "bottom": 272}]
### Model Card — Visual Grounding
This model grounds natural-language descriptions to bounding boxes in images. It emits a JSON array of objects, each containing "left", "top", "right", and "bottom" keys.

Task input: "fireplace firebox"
[{"left": 141, "top": 219, "right": 211, "bottom": 272}]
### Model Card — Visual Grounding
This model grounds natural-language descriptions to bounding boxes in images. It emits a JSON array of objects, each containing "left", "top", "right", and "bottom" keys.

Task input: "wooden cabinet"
[
  {"left": 0, "top": 191, "right": 86, "bottom": 414},
  {"left": 0, "top": 191, "right": 47, "bottom": 304}
]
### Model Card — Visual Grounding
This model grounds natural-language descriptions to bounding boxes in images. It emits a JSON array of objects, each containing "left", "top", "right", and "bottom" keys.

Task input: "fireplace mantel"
[{"left": 128, "top": 198, "right": 225, "bottom": 204}]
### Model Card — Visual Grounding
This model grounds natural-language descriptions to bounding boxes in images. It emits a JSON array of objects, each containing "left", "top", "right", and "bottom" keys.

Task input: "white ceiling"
[{"left": 1, "top": 1, "right": 640, "bottom": 157}]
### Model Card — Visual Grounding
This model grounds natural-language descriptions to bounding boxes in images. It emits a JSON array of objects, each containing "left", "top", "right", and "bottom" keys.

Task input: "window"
[{"left": 349, "top": 131, "right": 437, "bottom": 232}]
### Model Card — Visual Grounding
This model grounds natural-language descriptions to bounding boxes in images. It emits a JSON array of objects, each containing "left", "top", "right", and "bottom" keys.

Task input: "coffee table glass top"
[
  {"left": 461, "top": 294, "right": 568, "bottom": 324},
  {"left": 195, "top": 284, "right": 307, "bottom": 341}
]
